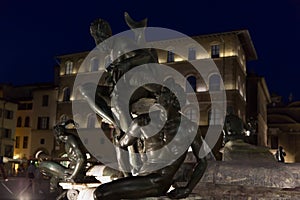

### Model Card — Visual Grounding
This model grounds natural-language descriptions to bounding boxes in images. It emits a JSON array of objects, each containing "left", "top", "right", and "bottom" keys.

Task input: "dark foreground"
[{"left": 0, "top": 177, "right": 51, "bottom": 200}]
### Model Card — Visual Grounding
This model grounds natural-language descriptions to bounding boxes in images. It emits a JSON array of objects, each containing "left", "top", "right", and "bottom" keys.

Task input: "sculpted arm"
[{"left": 168, "top": 129, "right": 207, "bottom": 199}]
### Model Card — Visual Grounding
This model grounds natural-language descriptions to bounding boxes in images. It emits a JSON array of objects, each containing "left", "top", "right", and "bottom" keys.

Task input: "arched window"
[
  {"left": 90, "top": 57, "right": 99, "bottom": 72},
  {"left": 208, "top": 108, "right": 222, "bottom": 125},
  {"left": 65, "top": 61, "right": 73, "bottom": 75},
  {"left": 63, "top": 87, "right": 71, "bottom": 101},
  {"left": 209, "top": 74, "right": 221, "bottom": 91},
  {"left": 17, "top": 117, "right": 22, "bottom": 127},
  {"left": 25, "top": 116, "right": 30, "bottom": 127},
  {"left": 186, "top": 76, "right": 197, "bottom": 92},
  {"left": 87, "top": 114, "right": 96, "bottom": 128}
]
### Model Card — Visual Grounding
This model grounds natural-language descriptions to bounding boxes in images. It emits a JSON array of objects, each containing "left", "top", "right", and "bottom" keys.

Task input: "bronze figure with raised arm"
[{"left": 78, "top": 12, "right": 208, "bottom": 199}]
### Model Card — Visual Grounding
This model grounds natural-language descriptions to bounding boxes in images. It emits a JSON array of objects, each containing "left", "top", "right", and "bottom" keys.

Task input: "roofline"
[
  {"left": 55, "top": 30, "right": 257, "bottom": 61},
  {"left": 55, "top": 51, "right": 90, "bottom": 60}
]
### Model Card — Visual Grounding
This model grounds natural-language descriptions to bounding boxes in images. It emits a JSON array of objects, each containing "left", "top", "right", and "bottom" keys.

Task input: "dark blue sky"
[{"left": 1, "top": 0, "right": 300, "bottom": 101}]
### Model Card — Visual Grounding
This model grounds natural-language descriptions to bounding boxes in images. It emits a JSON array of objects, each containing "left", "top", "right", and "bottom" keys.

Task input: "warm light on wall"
[
  {"left": 158, "top": 58, "right": 166, "bottom": 63},
  {"left": 196, "top": 86, "right": 207, "bottom": 92},
  {"left": 174, "top": 57, "right": 183, "bottom": 62},
  {"left": 196, "top": 54, "right": 209, "bottom": 60},
  {"left": 225, "top": 83, "right": 235, "bottom": 90},
  {"left": 221, "top": 51, "right": 237, "bottom": 57}
]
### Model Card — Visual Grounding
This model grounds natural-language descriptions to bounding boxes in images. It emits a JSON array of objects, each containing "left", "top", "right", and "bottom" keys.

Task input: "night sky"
[{"left": 1, "top": 0, "right": 300, "bottom": 102}]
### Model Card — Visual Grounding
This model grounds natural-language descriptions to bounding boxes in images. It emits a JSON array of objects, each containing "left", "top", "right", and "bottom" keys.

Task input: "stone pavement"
[{"left": 0, "top": 176, "right": 51, "bottom": 200}]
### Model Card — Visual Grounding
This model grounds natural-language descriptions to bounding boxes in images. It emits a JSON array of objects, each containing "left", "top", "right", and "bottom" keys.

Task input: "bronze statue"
[
  {"left": 78, "top": 12, "right": 208, "bottom": 199},
  {"left": 38, "top": 120, "right": 86, "bottom": 195}
]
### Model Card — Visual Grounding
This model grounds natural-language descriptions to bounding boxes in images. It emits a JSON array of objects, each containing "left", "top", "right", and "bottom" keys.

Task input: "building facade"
[
  {"left": 0, "top": 84, "right": 58, "bottom": 168},
  {"left": 0, "top": 98, "right": 17, "bottom": 158},
  {"left": 246, "top": 73, "right": 271, "bottom": 146},
  {"left": 55, "top": 29, "right": 257, "bottom": 160},
  {"left": 268, "top": 97, "right": 300, "bottom": 163}
]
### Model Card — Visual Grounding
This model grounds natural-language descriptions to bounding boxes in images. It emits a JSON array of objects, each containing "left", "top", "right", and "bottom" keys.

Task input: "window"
[
  {"left": 19, "top": 103, "right": 33, "bottom": 110},
  {"left": 270, "top": 135, "right": 278, "bottom": 149},
  {"left": 23, "top": 136, "right": 28, "bottom": 149},
  {"left": 208, "top": 108, "right": 222, "bottom": 125},
  {"left": 38, "top": 117, "right": 49, "bottom": 130},
  {"left": 188, "top": 47, "right": 196, "bottom": 60},
  {"left": 4, "top": 109, "right": 13, "bottom": 119},
  {"left": 186, "top": 76, "right": 197, "bottom": 92},
  {"left": 24, "top": 116, "right": 30, "bottom": 127},
  {"left": 209, "top": 74, "right": 221, "bottom": 91},
  {"left": 40, "top": 138, "right": 45, "bottom": 145},
  {"left": 104, "top": 55, "right": 112, "bottom": 69},
  {"left": 4, "top": 145, "right": 13, "bottom": 157},
  {"left": 42, "top": 95, "right": 49, "bottom": 106},
  {"left": 184, "top": 108, "right": 198, "bottom": 123},
  {"left": 4, "top": 129, "right": 12, "bottom": 138},
  {"left": 17, "top": 117, "right": 22, "bottom": 127},
  {"left": 90, "top": 57, "right": 99, "bottom": 72},
  {"left": 211, "top": 44, "right": 220, "bottom": 58},
  {"left": 87, "top": 114, "right": 96, "bottom": 128},
  {"left": 65, "top": 61, "right": 73, "bottom": 75},
  {"left": 63, "top": 87, "right": 71, "bottom": 101},
  {"left": 167, "top": 50, "right": 174, "bottom": 62},
  {"left": 15, "top": 136, "right": 20, "bottom": 148}
]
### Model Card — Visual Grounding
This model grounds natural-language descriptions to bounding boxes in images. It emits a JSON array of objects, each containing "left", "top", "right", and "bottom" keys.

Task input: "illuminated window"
[
  {"left": 17, "top": 117, "right": 22, "bottom": 127},
  {"left": 208, "top": 108, "right": 222, "bottom": 125},
  {"left": 186, "top": 76, "right": 197, "bottom": 92},
  {"left": 167, "top": 50, "right": 174, "bottom": 62},
  {"left": 65, "top": 61, "right": 73, "bottom": 75},
  {"left": 211, "top": 45, "right": 220, "bottom": 58},
  {"left": 188, "top": 47, "right": 196, "bottom": 60},
  {"left": 209, "top": 74, "right": 221, "bottom": 91}
]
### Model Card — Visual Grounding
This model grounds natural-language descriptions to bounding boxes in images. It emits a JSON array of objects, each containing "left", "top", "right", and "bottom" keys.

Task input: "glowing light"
[
  {"left": 174, "top": 57, "right": 183, "bottom": 62},
  {"left": 196, "top": 86, "right": 207, "bottom": 92},
  {"left": 245, "top": 130, "right": 251, "bottom": 136}
]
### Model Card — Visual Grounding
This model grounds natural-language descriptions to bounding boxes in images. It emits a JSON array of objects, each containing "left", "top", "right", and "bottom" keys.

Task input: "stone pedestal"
[{"left": 222, "top": 139, "right": 276, "bottom": 162}]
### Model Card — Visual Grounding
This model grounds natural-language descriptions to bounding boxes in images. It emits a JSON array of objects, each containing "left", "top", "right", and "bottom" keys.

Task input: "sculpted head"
[{"left": 90, "top": 18, "right": 112, "bottom": 45}]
